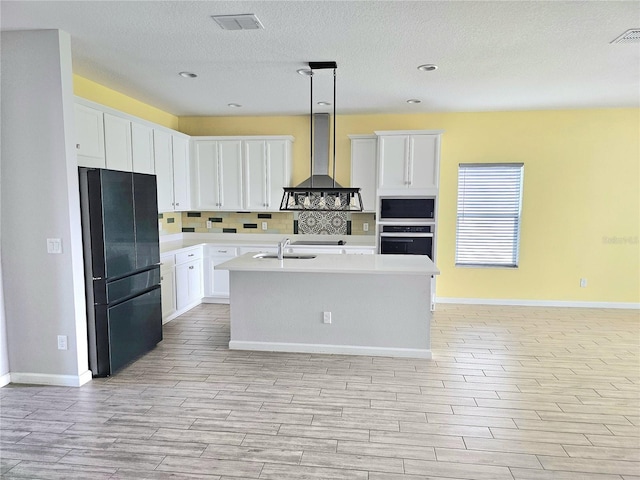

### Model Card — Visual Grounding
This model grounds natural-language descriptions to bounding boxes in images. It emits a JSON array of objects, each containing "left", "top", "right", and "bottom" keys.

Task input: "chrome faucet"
[{"left": 277, "top": 237, "right": 291, "bottom": 260}]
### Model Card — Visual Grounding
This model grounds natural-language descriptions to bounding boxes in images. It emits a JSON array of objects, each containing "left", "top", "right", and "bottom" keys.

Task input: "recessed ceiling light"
[
  {"left": 417, "top": 64, "right": 438, "bottom": 72},
  {"left": 406, "top": 99, "right": 421, "bottom": 104},
  {"left": 297, "top": 68, "right": 312, "bottom": 76},
  {"left": 179, "top": 71, "right": 198, "bottom": 78},
  {"left": 317, "top": 101, "right": 331, "bottom": 106},
  {"left": 228, "top": 103, "right": 242, "bottom": 108}
]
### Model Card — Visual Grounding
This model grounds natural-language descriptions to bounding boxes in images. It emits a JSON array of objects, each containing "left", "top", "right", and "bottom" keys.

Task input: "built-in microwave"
[{"left": 379, "top": 197, "right": 435, "bottom": 222}]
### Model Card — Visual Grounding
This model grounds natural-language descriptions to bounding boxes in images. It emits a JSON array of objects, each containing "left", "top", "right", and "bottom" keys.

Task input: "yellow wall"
[
  {"left": 73, "top": 75, "right": 179, "bottom": 129},
  {"left": 180, "top": 109, "right": 640, "bottom": 304}
]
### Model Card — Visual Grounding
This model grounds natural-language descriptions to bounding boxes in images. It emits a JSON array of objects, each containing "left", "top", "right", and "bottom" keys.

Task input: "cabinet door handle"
[
  {"left": 188, "top": 254, "right": 194, "bottom": 257},
  {"left": 175, "top": 202, "right": 180, "bottom": 206},
  {"left": 189, "top": 266, "right": 194, "bottom": 270},
  {"left": 407, "top": 137, "right": 413, "bottom": 186},
  {"left": 160, "top": 276, "right": 164, "bottom": 281},
  {"left": 218, "top": 250, "right": 227, "bottom": 253},
  {"left": 76, "top": 144, "right": 80, "bottom": 149}
]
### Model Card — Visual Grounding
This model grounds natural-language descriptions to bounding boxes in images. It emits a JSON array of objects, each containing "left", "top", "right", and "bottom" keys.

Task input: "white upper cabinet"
[
  {"left": 192, "top": 139, "right": 243, "bottom": 211},
  {"left": 74, "top": 103, "right": 105, "bottom": 168},
  {"left": 217, "top": 140, "right": 244, "bottom": 210},
  {"left": 155, "top": 130, "right": 191, "bottom": 213},
  {"left": 349, "top": 135, "right": 377, "bottom": 212},
  {"left": 264, "top": 139, "right": 291, "bottom": 210},
  {"left": 154, "top": 129, "right": 174, "bottom": 213},
  {"left": 104, "top": 113, "right": 133, "bottom": 171},
  {"left": 244, "top": 139, "right": 292, "bottom": 211},
  {"left": 172, "top": 135, "right": 191, "bottom": 210},
  {"left": 192, "top": 136, "right": 292, "bottom": 212},
  {"left": 376, "top": 130, "right": 442, "bottom": 193},
  {"left": 192, "top": 141, "right": 218, "bottom": 210},
  {"left": 131, "top": 122, "right": 155, "bottom": 174}
]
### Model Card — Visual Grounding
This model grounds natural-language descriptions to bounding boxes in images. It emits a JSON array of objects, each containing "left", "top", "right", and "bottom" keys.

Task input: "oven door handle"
[{"left": 380, "top": 233, "right": 433, "bottom": 238}]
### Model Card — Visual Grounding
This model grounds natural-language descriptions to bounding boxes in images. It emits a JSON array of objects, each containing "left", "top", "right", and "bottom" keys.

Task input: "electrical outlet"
[
  {"left": 580, "top": 278, "right": 587, "bottom": 288},
  {"left": 206, "top": 220, "right": 212, "bottom": 229},
  {"left": 47, "top": 238, "right": 62, "bottom": 254},
  {"left": 57, "top": 335, "right": 68, "bottom": 350},
  {"left": 363, "top": 222, "right": 369, "bottom": 232},
  {"left": 262, "top": 222, "right": 268, "bottom": 230},
  {"left": 323, "top": 311, "right": 332, "bottom": 324}
]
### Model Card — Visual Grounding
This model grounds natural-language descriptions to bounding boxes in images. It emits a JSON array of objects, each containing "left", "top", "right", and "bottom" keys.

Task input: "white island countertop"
[{"left": 217, "top": 252, "right": 439, "bottom": 276}]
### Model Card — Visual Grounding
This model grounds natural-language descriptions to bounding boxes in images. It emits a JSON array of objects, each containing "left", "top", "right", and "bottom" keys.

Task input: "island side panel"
[{"left": 228, "top": 271, "right": 432, "bottom": 358}]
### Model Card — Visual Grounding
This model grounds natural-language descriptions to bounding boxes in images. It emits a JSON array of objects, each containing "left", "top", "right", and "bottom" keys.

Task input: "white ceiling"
[{"left": 2, "top": 1, "right": 639, "bottom": 116}]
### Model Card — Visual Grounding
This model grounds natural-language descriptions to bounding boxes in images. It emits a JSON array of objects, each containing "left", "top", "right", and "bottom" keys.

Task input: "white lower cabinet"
[
  {"left": 204, "top": 246, "right": 238, "bottom": 301},
  {"left": 168, "top": 243, "right": 375, "bottom": 308},
  {"left": 160, "top": 254, "right": 176, "bottom": 324},
  {"left": 174, "top": 246, "right": 203, "bottom": 312}
]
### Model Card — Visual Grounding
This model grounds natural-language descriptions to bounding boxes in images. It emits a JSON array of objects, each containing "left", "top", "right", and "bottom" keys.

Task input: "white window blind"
[{"left": 456, "top": 163, "right": 524, "bottom": 267}]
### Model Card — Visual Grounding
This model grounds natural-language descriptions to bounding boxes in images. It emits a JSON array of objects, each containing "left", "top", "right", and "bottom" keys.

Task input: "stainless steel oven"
[{"left": 379, "top": 225, "right": 434, "bottom": 259}]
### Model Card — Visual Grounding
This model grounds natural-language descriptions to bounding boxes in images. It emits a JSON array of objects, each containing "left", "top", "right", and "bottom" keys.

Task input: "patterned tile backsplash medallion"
[{"left": 296, "top": 211, "right": 348, "bottom": 235}]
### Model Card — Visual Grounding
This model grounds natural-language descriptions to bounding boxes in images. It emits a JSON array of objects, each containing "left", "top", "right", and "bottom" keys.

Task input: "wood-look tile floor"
[{"left": 1, "top": 304, "right": 639, "bottom": 479}]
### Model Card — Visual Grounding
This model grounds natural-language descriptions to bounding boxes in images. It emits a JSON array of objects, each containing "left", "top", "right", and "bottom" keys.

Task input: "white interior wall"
[
  {"left": 0, "top": 191, "right": 8, "bottom": 386},
  {"left": 0, "top": 29, "right": 90, "bottom": 386}
]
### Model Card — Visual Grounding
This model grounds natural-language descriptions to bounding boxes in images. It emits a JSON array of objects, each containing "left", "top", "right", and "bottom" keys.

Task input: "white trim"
[
  {"left": 436, "top": 297, "right": 640, "bottom": 310},
  {"left": 8, "top": 370, "right": 93, "bottom": 387},
  {"left": 202, "top": 297, "right": 230, "bottom": 305},
  {"left": 374, "top": 130, "right": 444, "bottom": 136},
  {"left": 229, "top": 341, "right": 432, "bottom": 359},
  {"left": 0, "top": 373, "right": 11, "bottom": 388},
  {"left": 162, "top": 300, "right": 202, "bottom": 324}
]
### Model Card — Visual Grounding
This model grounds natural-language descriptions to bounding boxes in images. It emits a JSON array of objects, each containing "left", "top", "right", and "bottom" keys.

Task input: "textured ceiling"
[{"left": 1, "top": 1, "right": 639, "bottom": 116}]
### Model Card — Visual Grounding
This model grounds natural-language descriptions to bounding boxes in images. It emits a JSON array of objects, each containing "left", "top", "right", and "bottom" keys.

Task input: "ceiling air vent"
[
  {"left": 610, "top": 28, "right": 640, "bottom": 44},
  {"left": 211, "top": 14, "right": 264, "bottom": 30}
]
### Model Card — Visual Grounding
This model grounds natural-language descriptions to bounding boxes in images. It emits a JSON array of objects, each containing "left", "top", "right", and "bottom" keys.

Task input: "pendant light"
[{"left": 280, "top": 62, "right": 363, "bottom": 212}]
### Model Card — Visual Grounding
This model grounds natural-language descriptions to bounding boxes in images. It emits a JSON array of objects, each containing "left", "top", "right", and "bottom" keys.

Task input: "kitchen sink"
[{"left": 253, "top": 253, "right": 316, "bottom": 260}]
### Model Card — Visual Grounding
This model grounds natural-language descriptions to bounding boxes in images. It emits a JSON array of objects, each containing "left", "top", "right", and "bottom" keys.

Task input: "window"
[{"left": 455, "top": 163, "right": 524, "bottom": 267}]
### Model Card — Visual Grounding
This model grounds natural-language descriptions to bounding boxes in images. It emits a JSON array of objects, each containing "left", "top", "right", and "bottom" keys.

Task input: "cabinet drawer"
[
  {"left": 175, "top": 247, "right": 202, "bottom": 264},
  {"left": 205, "top": 245, "right": 238, "bottom": 257}
]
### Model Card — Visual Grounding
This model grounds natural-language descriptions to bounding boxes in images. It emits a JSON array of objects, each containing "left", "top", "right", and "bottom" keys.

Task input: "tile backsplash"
[
  {"left": 158, "top": 212, "right": 182, "bottom": 235},
  {"left": 158, "top": 211, "right": 376, "bottom": 236},
  {"left": 180, "top": 211, "right": 294, "bottom": 235}
]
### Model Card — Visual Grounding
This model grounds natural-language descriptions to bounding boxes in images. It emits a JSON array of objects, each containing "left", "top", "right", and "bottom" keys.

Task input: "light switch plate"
[
  {"left": 261, "top": 222, "right": 268, "bottom": 230},
  {"left": 47, "top": 238, "right": 62, "bottom": 254}
]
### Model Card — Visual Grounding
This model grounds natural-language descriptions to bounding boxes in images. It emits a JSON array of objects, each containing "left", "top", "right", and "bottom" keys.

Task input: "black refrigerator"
[{"left": 79, "top": 168, "right": 163, "bottom": 377}]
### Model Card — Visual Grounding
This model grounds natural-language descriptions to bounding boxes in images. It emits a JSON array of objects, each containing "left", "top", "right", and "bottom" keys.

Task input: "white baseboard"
[
  {"left": 0, "top": 373, "right": 10, "bottom": 388},
  {"left": 229, "top": 341, "right": 432, "bottom": 359},
  {"left": 162, "top": 300, "right": 203, "bottom": 324},
  {"left": 201, "top": 297, "right": 230, "bottom": 305},
  {"left": 8, "top": 370, "right": 93, "bottom": 387},
  {"left": 436, "top": 297, "right": 640, "bottom": 310}
]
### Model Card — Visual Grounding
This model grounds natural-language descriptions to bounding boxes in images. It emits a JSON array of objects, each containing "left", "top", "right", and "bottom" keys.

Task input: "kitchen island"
[{"left": 216, "top": 253, "right": 439, "bottom": 358}]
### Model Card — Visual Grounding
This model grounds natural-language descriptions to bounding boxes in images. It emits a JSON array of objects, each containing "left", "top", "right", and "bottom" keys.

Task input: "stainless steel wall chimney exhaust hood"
[{"left": 280, "top": 62, "right": 363, "bottom": 212}]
